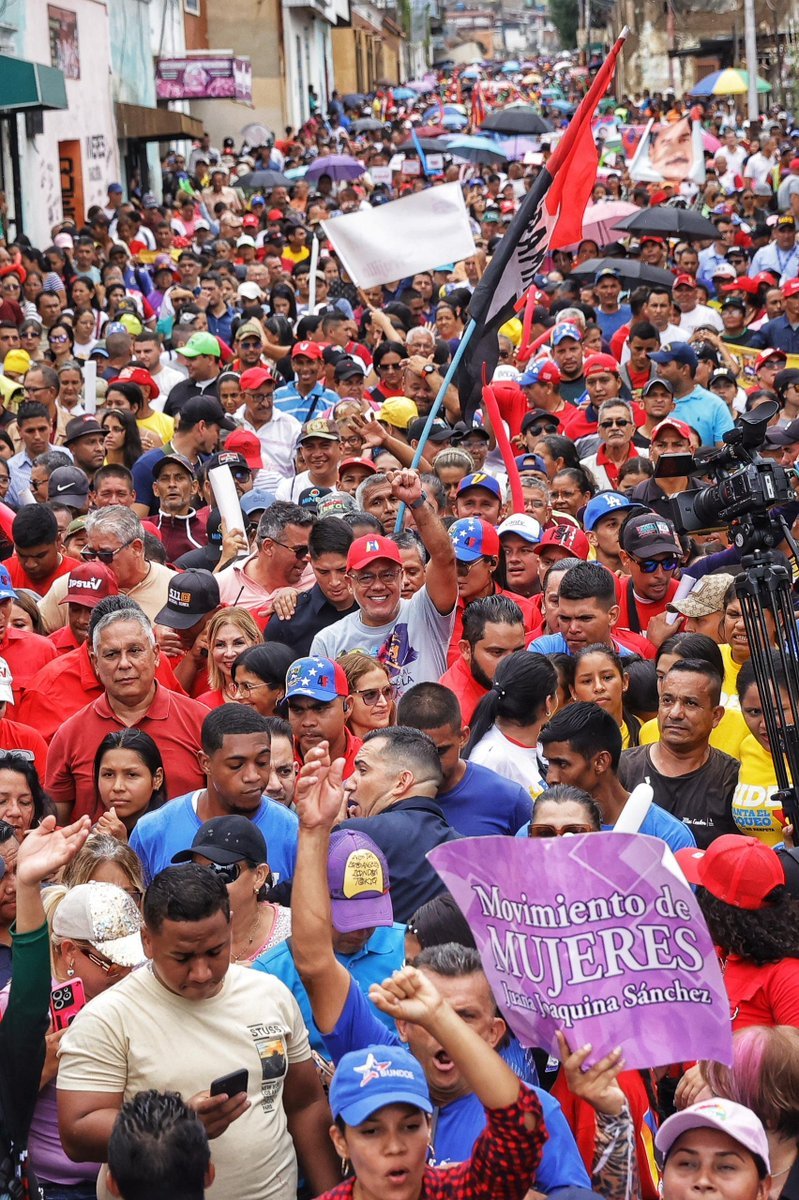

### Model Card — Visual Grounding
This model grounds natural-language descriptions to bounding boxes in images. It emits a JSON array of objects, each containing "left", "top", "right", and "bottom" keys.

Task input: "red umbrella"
[{"left": 411, "top": 125, "right": 450, "bottom": 138}]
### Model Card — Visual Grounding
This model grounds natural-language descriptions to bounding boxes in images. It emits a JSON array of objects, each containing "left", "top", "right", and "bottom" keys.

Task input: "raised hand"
[
  {"left": 388, "top": 467, "right": 423, "bottom": 507},
  {"left": 369, "top": 965, "right": 445, "bottom": 1028},
  {"left": 17, "top": 815, "right": 91, "bottom": 887},
  {"left": 294, "top": 743, "right": 347, "bottom": 830},
  {"left": 94, "top": 807, "right": 128, "bottom": 843},
  {"left": 555, "top": 1031, "right": 626, "bottom": 1117}
]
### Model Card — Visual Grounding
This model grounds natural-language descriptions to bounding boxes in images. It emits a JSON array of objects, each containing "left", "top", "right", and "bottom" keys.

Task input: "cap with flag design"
[
  {"left": 552, "top": 322, "right": 583, "bottom": 345},
  {"left": 329, "top": 1044, "right": 432, "bottom": 1125},
  {"left": 285, "top": 656, "right": 349, "bottom": 703},
  {"left": 328, "top": 830, "right": 393, "bottom": 933},
  {"left": 0, "top": 657, "right": 13, "bottom": 705},
  {"left": 456, "top": 472, "right": 502, "bottom": 500},
  {"left": 449, "top": 518, "right": 501, "bottom": 562},
  {"left": 347, "top": 535, "right": 402, "bottom": 572}
]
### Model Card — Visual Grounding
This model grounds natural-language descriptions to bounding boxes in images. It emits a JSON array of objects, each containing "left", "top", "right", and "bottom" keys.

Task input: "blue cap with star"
[
  {"left": 330, "top": 1043, "right": 432, "bottom": 1125},
  {"left": 448, "top": 517, "right": 501, "bottom": 562},
  {"left": 285, "top": 656, "right": 349, "bottom": 703}
]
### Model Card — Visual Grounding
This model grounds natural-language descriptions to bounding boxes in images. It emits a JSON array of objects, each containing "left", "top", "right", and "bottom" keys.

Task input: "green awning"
[{"left": 0, "top": 55, "right": 67, "bottom": 113}]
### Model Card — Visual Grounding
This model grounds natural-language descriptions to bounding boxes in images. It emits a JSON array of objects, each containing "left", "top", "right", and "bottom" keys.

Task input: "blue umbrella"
[
  {"left": 446, "top": 134, "right": 508, "bottom": 165},
  {"left": 548, "top": 99, "right": 576, "bottom": 112},
  {"left": 462, "top": 68, "right": 480, "bottom": 79},
  {"left": 502, "top": 60, "right": 521, "bottom": 73},
  {"left": 442, "top": 112, "right": 469, "bottom": 129},
  {"left": 393, "top": 87, "right": 416, "bottom": 100}
]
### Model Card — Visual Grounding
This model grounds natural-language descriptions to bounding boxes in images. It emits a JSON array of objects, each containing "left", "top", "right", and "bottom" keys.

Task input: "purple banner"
[
  {"left": 428, "top": 833, "right": 732, "bottom": 1070},
  {"left": 155, "top": 56, "right": 252, "bottom": 104}
]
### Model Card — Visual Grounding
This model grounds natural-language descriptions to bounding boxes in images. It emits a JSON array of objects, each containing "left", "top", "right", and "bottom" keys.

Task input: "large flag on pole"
[{"left": 457, "top": 31, "right": 628, "bottom": 419}]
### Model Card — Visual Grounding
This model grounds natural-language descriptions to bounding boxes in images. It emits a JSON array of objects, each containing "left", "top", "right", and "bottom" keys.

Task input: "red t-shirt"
[
  {"left": 17, "top": 640, "right": 186, "bottom": 742},
  {"left": 48, "top": 624, "right": 80, "bottom": 655},
  {"left": 725, "top": 954, "right": 799, "bottom": 1030},
  {"left": 46, "top": 683, "right": 209, "bottom": 822},
  {"left": 439, "top": 654, "right": 488, "bottom": 726},
  {"left": 615, "top": 576, "right": 679, "bottom": 637},
  {"left": 0, "top": 715, "right": 48, "bottom": 779},
  {"left": 0, "top": 626, "right": 58, "bottom": 703},
  {"left": 447, "top": 586, "right": 537, "bottom": 668},
  {"left": 6, "top": 553, "right": 80, "bottom": 597},
  {"left": 294, "top": 726, "right": 362, "bottom": 779}
]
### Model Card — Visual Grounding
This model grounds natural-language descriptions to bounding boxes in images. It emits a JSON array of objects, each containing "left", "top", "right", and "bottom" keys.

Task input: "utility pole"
[{"left": 744, "top": 0, "right": 759, "bottom": 125}]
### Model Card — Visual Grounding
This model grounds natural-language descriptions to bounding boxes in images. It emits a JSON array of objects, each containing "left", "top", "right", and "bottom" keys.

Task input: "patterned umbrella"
[{"left": 689, "top": 68, "right": 772, "bottom": 96}]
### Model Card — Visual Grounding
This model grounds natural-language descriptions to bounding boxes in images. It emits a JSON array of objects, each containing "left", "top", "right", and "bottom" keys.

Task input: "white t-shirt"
[
  {"left": 58, "top": 962, "right": 310, "bottom": 1200},
  {"left": 311, "top": 585, "right": 456, "bottom": 695},
  {"left": 469, "top": 725, "right": 547, "bottom": 798},
  {"left": 677, "top": 304, "right": 723, "bottom": 335}
]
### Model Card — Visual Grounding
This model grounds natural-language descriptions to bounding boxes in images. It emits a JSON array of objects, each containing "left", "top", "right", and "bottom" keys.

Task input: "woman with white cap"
[
  {"left": 657, "top": 1098, "right": 771, "bottom": 1200},
  {"left": 0, "top": 882, "right": 144, "bottom": 1200}
]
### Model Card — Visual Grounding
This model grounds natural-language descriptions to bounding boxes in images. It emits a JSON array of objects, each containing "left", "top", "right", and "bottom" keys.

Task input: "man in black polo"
[{"left": 264, "top": 517, "right": 357, "bottom": 657}]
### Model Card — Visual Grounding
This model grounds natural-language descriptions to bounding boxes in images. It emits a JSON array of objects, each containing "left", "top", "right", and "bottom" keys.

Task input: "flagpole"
[{"left": 393, "top": 319, "right": 477, "bottom": 532}]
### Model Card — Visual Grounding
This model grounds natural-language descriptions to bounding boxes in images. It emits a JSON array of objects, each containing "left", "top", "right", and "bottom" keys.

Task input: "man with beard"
[{"left": 439, "top": 594, "right": 526, "bottom": 723}]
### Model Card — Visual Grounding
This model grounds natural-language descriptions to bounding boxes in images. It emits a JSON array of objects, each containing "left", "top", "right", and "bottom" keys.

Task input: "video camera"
[{"left": 655, "top": 401, "right": 795, "bottom": 547}]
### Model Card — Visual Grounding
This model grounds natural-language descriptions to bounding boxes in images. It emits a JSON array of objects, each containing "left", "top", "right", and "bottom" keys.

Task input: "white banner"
[{"left": 321, "top": 183, "right": 475, "bottom": 287}]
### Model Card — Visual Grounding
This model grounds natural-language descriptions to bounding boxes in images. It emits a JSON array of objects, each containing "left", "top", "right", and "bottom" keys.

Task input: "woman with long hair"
[
  {"left": 197, "top": 608, "right": 262, "bottom": 708},
  {"left": 533, "top": 434, "right": 583, "bottom": 480},
  {"left": 19, "top": 317, "right": 45, "bottom": 360},
  {"left": 268, "top": 283, "right": 298, "bottom": 324},
  {"left": 67, "top": 276, "right": 106, "bottom": 338},
  {"left": 102, "top": 407, "right": 143, "bottom": 470},
  {"left": 466, "top": 651, "right": 557, "bottom": 795},
  {"left": 62, "top": 832, "right": 145, "bottom": 904},
  {"left": 46, "top": 322, "right": 75, "bottom": 369},
  {"left": 93, "top": 729, "right": 167, "bottom": 838},
  {"left": 338, "top": 652, "right": 395, "bottom": 740},
  {"left": 231, "top": 643, "right": 295, "bottom": 717},
  {"left": 570, "top": 645, "right": 642, "bottom": 748}
]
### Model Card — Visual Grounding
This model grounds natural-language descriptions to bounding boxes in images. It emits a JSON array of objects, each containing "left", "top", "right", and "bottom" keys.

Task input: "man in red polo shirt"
[
  {"left": 284, "top": 655, "right": 361, "bottom": 778},
  {"left": 18, "top": 595, "right": 184, "bottom": 742},
  {"left": 617, "top": 512, "right": 682, "bottom": 637},
  {"left": 439, "top": 593, "right": 527, "bottom": 724},
  {"left": 0, "top": 563, "right": 57, "bottom": 702},
  {"left": 49, "top": 561, "right": 118, "bottom": 654},
  {"left": 5, "top": 505, "right": 79, "bottom": 595},
  {"left": 45, "top": 607, "right": 208, "bottom": 821},
  {"left": 0, "top": 655, "right": 48, "bottom": 778},
  {"left": 580, "top": 398, "right": 642, "bottom": 490}
]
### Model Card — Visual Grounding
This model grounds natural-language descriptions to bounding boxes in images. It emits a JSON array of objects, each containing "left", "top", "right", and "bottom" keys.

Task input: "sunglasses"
[
  {"left": 633, "top": 554, "right": 680, "bottom": 573},
  {"left": 205, "top": 860, "right": 248, "bottom": 885},
  {"left": 599, "top": 419, "right": 632, "bottom": 429},
  {"left": 377, "top": 362, "right": 403, "bottom": 373},
  {"left": 529, "top": 824, "right": 595, "bottom": 838},
  {"left": 353, "top": 684, "right": 395, "bottom": 706},
  {"left": 81, "top": 538, "right": 134, "bottom": 564},
  {"left": 270, "top": 539, "right": 309, "bottom": 560},
  {"left": 77, "top": 943, "right": 123, "bottom": 975}
]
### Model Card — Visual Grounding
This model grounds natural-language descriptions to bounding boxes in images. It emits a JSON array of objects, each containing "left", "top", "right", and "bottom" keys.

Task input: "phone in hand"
[
  {"left": 50, "top": 978, "right": 86, "bottom": 1030},
  {"left": 209, "top": 1068, "right": 248, "bottom": 1098}
]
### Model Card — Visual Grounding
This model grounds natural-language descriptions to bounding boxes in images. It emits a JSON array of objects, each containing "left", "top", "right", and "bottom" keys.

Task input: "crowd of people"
[{"left": 1, "top": 49, "right": 799, "bottom": 1200}]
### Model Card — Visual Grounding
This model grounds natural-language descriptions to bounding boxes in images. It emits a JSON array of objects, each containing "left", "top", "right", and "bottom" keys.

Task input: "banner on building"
[
  {"left": 156, "top": 56, "right": 253, "bottom": 104},
  {"left": 320, "top": 183, "right": 475, "bottom": 288},
  {"left": 49, "top": 6, "right": 80, "bottom": 80},
  {"left": 629, "top": 118, "right": 706, "bottom": 185},
  {"left": 428, "top": 832, "right": 733, "bottom": 1070}
]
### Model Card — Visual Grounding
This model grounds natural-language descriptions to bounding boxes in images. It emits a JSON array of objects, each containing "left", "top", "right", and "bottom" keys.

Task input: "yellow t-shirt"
[
  {"left": 138, "top": 409, "right": 175, "bottom": 445},
  {"left": 282, "top": 245, "right": 310, "bottom": 265},
  {"left": 731, "top": 733, "right": 784, "bottom": 845},
  {"left": 639, "top": 707, "right": 748, "bottom": 760},
  {"left": 719, "top": 642, "right": 743, "bottom": 711},
  {"left": 58, "top": 961, "right": 309, "bottom": 1200}
]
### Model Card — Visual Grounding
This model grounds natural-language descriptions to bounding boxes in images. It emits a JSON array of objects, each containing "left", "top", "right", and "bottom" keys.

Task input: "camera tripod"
[{"left": 732, "top": 511, "right": 799, "bottom": 832}]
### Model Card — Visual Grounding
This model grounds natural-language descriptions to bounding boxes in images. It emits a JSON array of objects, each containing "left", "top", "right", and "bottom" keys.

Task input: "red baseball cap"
[
  {"left": 59, "top": 562, "right": 119, "bottom": 609},
  {"left": 676, "top": 834, "right": 785, "bottom": 910},
  {"left": 109, "top": 367, "right": 160, "bottom": 399},
  {"left": 225, "top": 429, "right": 263, "bottom": 470},
  {"left": 532, "top": 525, "right": 590, "bottom": 559},
  {"left": 339, "top": 456, "right": 377, "bottom": 475},
  {"left": 783, "top": 279, "right": 799, "bottom": 298},
  {"left": 347, "top": 535, "right": 402, "bottom": 572},
  {"left": 651, "top": 417, "right": 694, "bottom": 442},
  {"left": 720, "top": 277, "right": 759, "bottom": 295},
  {"left": 239, "top": 366, "right": 275, "bottom": 391},
  {"left": 242, "top": 214, "right": 260, "bottom": 228},
  {"left": 673, "top": 273, "right": 697, "bottom": 288},
  {"left": 640, "top": 236, "right": 666, "bottom": 245},
  {"left": 583, "top": 353, "right": 620, "bottom": 378},
  {"left": 292, "top": 340, "right": 324, "bottom": 361},
  {"left": 756, "top": 349, "right": 787, "bottom": 369},
  {"left": 267, "top": 209, "right": 284, "bottom": 222}
]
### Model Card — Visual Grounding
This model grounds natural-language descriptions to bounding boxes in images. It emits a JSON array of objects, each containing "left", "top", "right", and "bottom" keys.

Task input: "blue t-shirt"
[
  {"left": 516, "top": 805, "right": 697, "bottom": 855},
  {"left": 252, "top": 923, "right": 406, "bottom": 1055},
  {"left": 528, "top": 633, "right": 637, "bottom": 658},
  {"left": 438, "top": 762, "right": 532, "bottom": 836},
  {"left": 595, "top": 305, "right": 631, "bottom": 340},
  {"left": 273, "top": 382, "right": 339, "bottom": 423},
  {"left": 130, "top": 792, "right": 298, "bottom": 885},
  {"left": 323, "top": 979, "right": 590, "bottom": 1187},
  {"left": 673, "top": 386, "right": 735, "bottom": 447}
]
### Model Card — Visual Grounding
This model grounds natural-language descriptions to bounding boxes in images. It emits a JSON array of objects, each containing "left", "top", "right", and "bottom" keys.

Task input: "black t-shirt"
[{"left": 618, "top": 744, "right": 740, "bottom": 849}]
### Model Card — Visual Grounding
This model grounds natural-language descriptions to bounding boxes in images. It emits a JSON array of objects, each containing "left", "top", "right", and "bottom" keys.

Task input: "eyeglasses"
[
  {"left": 81, "top": 538, "right": 134, "bottom": 564},
  {"left": 456, "top": 557, "right": 488, "bottom": 577},
  {"left": 529, "top": 824, "right": 595, "bottom": 837},
  {"left": 49, "top": 334, "right": 69, "bottom": 343},
  {"left": 633, "top": 554, "right": 680, "bottom": 573},
  {"left": 234, "top": 679, "right": 275, "bottom": 697},
  {"left": 270, "top": 539, "right": 310, "bottom": 560},
  {"left": 76, "top": 944, "right": 123, "bottom": 975},
  {"left": 24, "top": 384, "right": 51, "bottom": 395},
  {"left": 353, "top": 684, "right": 395, "bottom": 706},
  {"left": 351, "top": 568, "right": 401, "bottom": 586},
  {"left": 599, "top": 419, "right": 632, "bottom": 429}
]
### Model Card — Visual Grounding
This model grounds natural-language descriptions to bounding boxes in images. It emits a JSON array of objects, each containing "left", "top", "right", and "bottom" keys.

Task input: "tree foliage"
[{"left": 549, "top": 0, "right": 579, "bottom": 47}]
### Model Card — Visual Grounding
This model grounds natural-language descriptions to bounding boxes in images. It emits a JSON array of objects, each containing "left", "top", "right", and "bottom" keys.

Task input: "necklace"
[{"left": 232, "top": 908, "right": 264, "bottom": 963}]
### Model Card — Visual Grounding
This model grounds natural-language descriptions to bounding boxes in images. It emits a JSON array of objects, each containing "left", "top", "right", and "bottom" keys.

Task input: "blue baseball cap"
[
  {"left": 0, "top": 565, "right": 16, "bottom": 603},
  {"left": 449, "top": 517, "right": 500, "bottom": 562},
  {"left": 456, "top": 472, "right": 502, "bottom": 500},
  {"left": 240, "top": 489, "right": 276, "bottom": 515},
  {"left": 285, "top": 656, "right": 349, "bottom": 702},
  {"left": 595, "top": 266, "right": 621, "bottom": 284},
  {"left": 515, "top": 453, "right": 548, "bottom": 475},
  {"left": 583, "top": 491, "right": 636, "bottom": 532},
  {"left": 552, "top": 322, "right": 583, "bottom": 345},
  {"left": 330, "top": 1044, "right": 432, "bottom": 1125},
  {"left": 520, "top": 359, "right": 561, "bottom": 387},
  {"left": 649, "top": 342, "right": 699, "bottom": 371},
  {"left": 105, "top": 321, "right": 128, "bottom": 336}
]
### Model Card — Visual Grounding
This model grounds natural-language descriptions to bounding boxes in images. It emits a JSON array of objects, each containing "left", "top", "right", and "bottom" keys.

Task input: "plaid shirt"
[{"left": 315, "top": 1087, "right": 546, "bottom": 1200}]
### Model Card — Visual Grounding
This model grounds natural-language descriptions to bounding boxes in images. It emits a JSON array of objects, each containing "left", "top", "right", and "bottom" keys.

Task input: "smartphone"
[
  {"left": 50, "top": 978, "right": 86, "bottom": 1030},
  {"left": 210, "top": 1068, "right": 248, "bottom": 1098}
]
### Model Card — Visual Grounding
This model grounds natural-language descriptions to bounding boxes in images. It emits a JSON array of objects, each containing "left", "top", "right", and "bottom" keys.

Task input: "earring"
[
  {"left": 340, "top": 1157, "right": 350, "bottom": 1177},
  {"left": 67, "top": 963, "right": 75, "bottom": 977}
]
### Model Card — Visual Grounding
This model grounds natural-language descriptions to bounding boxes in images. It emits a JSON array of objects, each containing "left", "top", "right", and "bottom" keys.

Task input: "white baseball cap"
[
  {"left": 497, "top": 514, "right": 542, "bottom": 544},
  {"left": 52, "top": 882, "right": 145, "bottom": 967},
  {"left": 656, "top": 1099, "right": 771, "bottom": 1174},
  {"left": 0, "top": 657, "right": 14, "bottom": 705}
]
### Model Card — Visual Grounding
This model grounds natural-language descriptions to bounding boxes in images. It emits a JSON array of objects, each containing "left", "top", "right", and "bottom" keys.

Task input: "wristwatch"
[
  {"left": 410, "top": 495, "right": 427, "bottom": 510},
  {"left": 422, "top": 364, "right": 437, "bottom": 377}
]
